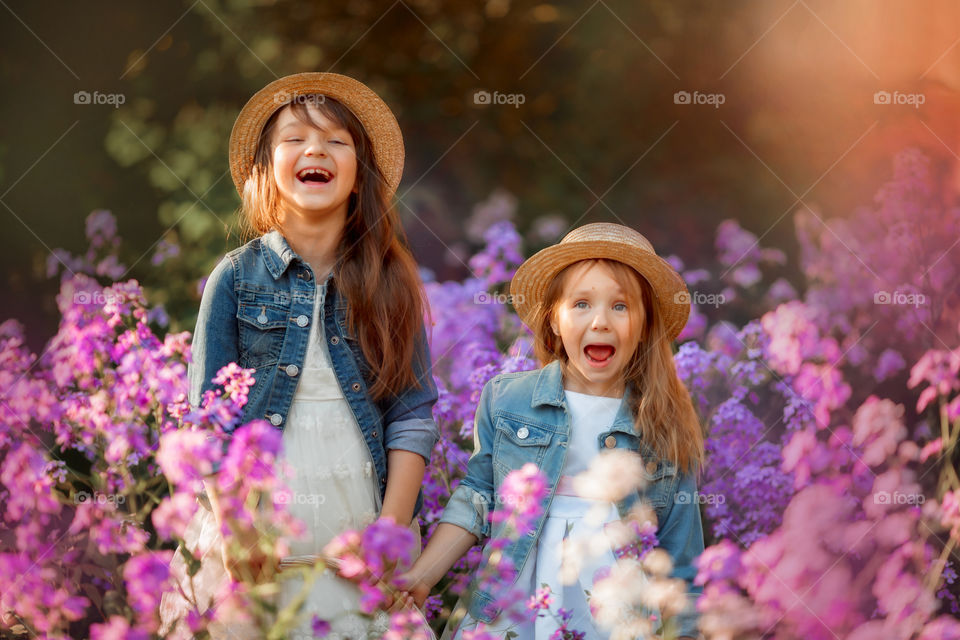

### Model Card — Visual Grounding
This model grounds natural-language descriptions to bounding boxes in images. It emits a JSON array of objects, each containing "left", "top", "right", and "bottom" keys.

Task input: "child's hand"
[
  {"left": 220, "top": 536, "right": 274, "bottom": 583},
  {"left": 395, "top": 569, "right": 432, "bottom": 609},
  {"left": 383, "top": 589, "right": 417, "bottom": 613}
]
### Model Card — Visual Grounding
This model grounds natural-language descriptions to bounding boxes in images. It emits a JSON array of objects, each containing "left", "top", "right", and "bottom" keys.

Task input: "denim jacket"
[
  {"left": 439, "top": 360, "right": 704, "bottom": 638},
  {"left": 188, "top": 230, "right": 440, "bottom": 516}
]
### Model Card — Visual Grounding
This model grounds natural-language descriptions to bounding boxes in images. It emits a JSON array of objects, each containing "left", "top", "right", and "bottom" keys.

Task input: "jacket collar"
[
  {"left": 261, "top": 229, "right": 298, "bottom": 280},
  {"left": 260, "top": 229, "right": 342, "bottom": 283},
  {"left": 531, "top": 360, "right": 565, "bottom": 408},
  {"left": 531, "top": 359, "right": 636, "bottom": 433}
]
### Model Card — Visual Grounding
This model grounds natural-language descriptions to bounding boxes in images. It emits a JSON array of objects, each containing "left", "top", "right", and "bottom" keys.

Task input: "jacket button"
[
  {"left": 604, "top": 435, "right": 617, "bottom": 448},
  {"left": 285, "top": 364, "right": 299, "bottom": 377},
  {"left": 646, "top": 460, "right": 657, "bottom": 474},
  {"left": 351, "top": 382, "right": 361, "bottom": 392},
  {"left": 372, "top": 430, "right": 378, "bottom": 438},
  {"left": 269, "top": 413, "right": 283, "bottom": 426},
  {"left": 257, "top": 313, "right": 268, "bottom": 324},
  {"left": 516, "top": 427, "right": 529, "bottom": 439},
  {"left": 296, "top": 314, "right": 309, "bottom": 327},
  {"left": 330, "top": 335, "right": 340, "bottom": 345}
]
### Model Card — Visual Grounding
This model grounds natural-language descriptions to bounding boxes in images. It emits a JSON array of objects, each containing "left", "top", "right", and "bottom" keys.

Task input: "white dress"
[
  {"left": 446, "top": 390, "right": 656, "bottom": 640},
  {"left": 160, "top": 285, "right": 414, "bottom": 639}
]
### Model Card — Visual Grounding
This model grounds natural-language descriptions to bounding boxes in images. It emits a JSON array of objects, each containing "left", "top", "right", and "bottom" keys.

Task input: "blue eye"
[
  {"left": 330, "top": 139, "right": 346, "bottom": 145},
  {"left": 614, "top": 302, "right": 627, "bottom": 312},
  {"left": 574, "top": 301, "right": 589, "bottom": 309}
]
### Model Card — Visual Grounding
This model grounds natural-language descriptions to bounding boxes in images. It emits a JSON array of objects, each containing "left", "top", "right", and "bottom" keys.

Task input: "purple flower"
[
  {"left": 156, "top": 429, "right": 218, "bottom": 486},
  {"left": 357, "top": 580, "right": 387, "bottom": 614},
  {"left": 310, "top": 615, "right": 331, "bottom": 637},
  {"left": 873, "top": 348, "right": 906, "bottom": 382},
  {"left": 695, "top": 539, "right": 742, "bottom": 585},
  {"left": 123, "top": 551, "right": 173, "bottom": 631}
]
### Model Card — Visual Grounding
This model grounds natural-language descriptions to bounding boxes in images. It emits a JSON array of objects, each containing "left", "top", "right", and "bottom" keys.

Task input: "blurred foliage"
[
  {"left": 5, "top": 0, "right": 907, "bottom": 340},
  {"left": 99, "top": 0, "right": 786, "bottom": 333}
]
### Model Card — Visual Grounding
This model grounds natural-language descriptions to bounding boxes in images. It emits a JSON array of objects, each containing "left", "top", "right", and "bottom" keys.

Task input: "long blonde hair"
[
  {"left": 238, "top": 95, "right": 428, "bottom": 401},
  {"left": 531, "top": 259, "right": 704, "bottom": 474}
]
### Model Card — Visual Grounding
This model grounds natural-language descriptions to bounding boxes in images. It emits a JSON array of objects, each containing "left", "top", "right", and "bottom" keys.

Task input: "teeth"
[{"left": 297, "top": 167, "right": 333, "bottom": 180}]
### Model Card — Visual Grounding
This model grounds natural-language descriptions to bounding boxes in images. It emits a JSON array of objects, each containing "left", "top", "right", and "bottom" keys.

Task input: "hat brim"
[
  {"left": 229, "top": 72, "right": 404, "bottom": 198},
  {"left": 509, "top": 240, "right": 691, "bottom": 343}
]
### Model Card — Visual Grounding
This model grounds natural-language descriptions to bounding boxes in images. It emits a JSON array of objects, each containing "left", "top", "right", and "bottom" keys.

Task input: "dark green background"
[{"left": 1, "top": 0, "right": 918, "bottom": 350}]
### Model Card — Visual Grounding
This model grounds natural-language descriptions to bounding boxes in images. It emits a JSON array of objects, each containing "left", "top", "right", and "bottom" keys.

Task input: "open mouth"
[
  {"left": 584, "top": 344, "right": 616, "bottom": 363},
  {"left": 296, "top": 167, "right": 334, "bottom": 184}
]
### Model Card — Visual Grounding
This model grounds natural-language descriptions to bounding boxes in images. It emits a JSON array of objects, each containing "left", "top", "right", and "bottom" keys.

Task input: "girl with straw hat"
[
  {"left": 160, "top": 72, "right": 439, "bottom": 639},
  {"left": 400, "top": 222, "right": 706, "bottom": 640}
]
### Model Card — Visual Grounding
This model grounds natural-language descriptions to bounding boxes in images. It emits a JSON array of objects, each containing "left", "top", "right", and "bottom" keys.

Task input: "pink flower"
[
  {"left": 156, "top": 429, "right": 217, "bottom": 486},
  {"left": 851, "top": 396, "right": 907, "bottom": 467},
  {"left": 918, "top": 615, "right": 960, "bottom": 639},
  {"left": 761, "top": 301, "right": 834, "bottom": 376},
  {"left": 908, "top": 348, "right": 960, "bottom": 412},
  {"left": 781, "top": 429, "right": 830, "bottom": 488},
  {"left": 382, "top": 609, "right": 433, "bottom": 640},
  {"left": 490, "top": 463, "right": 548, "bottom": 535},
  {"left": 940, "top": 489, "right": 960, "bottom": 539},
  {"left": 695, "top": 539, "right": 742, "bottom": 585},
  {"left": 462, "top": 627, "right": 499, "bottom": 640},
  {"left": 357, "top": 581, "right": 387, "bottom": 614},
  {"left": 793, "top": 361, "right": 850, "bottom": 428},
  {"left": 211, "top": 363, "right": 256, "bottom": 408},
  {"left": 151, "top": 492, "right": 199, "bottom": 540},
  {"left": 527, "top": 586, "right": 553, "bottom": 611},
  {"left": 90, "top": 616, "right": 149, "bottom": 640}
]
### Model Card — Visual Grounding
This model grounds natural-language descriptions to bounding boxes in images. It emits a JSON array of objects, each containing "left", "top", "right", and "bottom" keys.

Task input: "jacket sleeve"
[
  {"left": 657, "top": 464, "right": 705, "bottom": 639},
  {"left": 187, "top": 256, "right": 239, "bottom": 473},
  {"left": 437, "top": 376, "right": 498, "bottom": 541},
  {"left": 380, "top": 324, "right": 441, "bottom": 463}
]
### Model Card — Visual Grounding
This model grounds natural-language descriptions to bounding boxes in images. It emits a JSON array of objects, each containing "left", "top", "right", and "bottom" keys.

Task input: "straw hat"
[
  {"left": 509, "top": 223, "right": 691, "bottom": 342},
  {"left": 228, "top": 72, "right": 404, "bottom": 197}
]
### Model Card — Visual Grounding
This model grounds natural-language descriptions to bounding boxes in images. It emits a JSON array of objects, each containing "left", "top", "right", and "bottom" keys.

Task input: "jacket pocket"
[
  {"left": 236, "top": 292, "right": 289, "bottom": 369},
  {"left": 492, "top": 415, "right": 553, "bottom": 477}
]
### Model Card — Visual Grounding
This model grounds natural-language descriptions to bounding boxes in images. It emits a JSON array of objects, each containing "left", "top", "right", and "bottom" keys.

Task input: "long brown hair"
[
  {"left": 238, "top": 95, "right": 428, "bottom": 401},
  {"left": 531, "top": 259, "right": 704, "bottom": 474}
]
